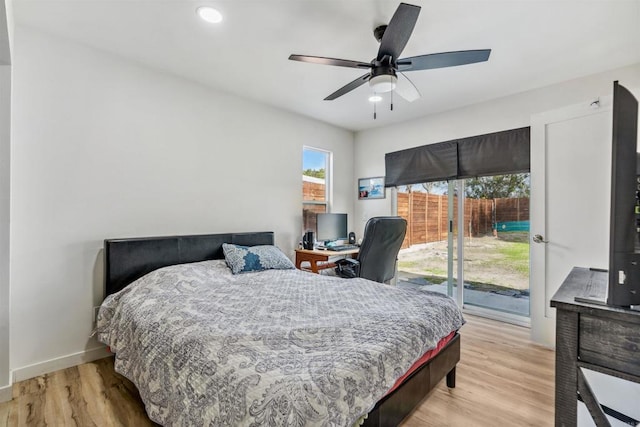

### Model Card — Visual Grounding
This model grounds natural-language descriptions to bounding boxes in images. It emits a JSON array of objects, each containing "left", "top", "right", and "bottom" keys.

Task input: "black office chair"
[{"left": 336, "top": 216, "right": 407, "bottom": 284}]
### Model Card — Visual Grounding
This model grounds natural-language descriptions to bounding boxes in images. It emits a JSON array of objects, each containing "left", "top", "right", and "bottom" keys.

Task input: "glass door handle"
[{"left": 533, "top": 234, "right": 548, "bottom": 244}]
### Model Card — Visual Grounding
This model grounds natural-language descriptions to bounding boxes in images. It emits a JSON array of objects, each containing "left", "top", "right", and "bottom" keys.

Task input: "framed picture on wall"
[{"left": 358, "top": 177, "right": 385, "bottom": 200}]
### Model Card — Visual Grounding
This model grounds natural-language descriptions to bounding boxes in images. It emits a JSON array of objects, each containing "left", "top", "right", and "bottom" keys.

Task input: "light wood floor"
[
  {"left": 0, "top": 315, "right": 554, "bottom": 426},
  {"left": 402, "top": 315, "right": 555, "bottom": 426}
]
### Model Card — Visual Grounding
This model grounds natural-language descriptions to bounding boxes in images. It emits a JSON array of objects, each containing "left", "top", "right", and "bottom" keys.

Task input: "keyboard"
[{"left": 326, "top": 244, "right": 359, "bottom": 251}]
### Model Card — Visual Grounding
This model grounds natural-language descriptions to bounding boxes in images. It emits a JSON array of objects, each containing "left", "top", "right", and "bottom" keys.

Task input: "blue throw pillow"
[{"left": 222, "top": 243, "right": 295, "bottom": 274}]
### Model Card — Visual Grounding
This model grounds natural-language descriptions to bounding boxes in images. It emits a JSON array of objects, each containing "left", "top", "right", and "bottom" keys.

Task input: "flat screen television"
[
  {"left": 608, "top": 80, "right": 640, "bottom": 307},
  {"left": 316, "top": 213, "right": 348, "bottom": 243}
]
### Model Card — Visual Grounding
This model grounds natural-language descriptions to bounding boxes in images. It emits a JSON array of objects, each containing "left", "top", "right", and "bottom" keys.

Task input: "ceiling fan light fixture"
[
  {"left": 196, "top": 6, "right": 223, "bottom": 24},
  {"left": 368, "top": 95, "right": 383, "bottom": 103},
  {"left": 369, "top": 74, "right": 397, "bottom": 93}
]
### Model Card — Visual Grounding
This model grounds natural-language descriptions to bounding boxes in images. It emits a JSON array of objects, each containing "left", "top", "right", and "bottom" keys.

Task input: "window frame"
[
  {"left": 302, "top": 147, "right": 333, "bottom": 235},
  {"left": 302, "top": 146, "right": 332, "bottom": 211}
]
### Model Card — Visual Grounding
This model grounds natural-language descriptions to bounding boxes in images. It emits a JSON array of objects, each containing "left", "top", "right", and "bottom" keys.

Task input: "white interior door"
[{"left": 530, "top": 97, "right": 612, "bottom": 347}]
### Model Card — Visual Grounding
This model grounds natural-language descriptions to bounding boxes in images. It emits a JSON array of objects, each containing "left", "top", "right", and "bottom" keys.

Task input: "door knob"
[{"left": 533, "top": 234, "right": 548, "bottom": 244}]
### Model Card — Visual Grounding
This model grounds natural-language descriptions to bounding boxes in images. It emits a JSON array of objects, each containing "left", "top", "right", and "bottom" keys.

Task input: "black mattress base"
[{"left": 362, "top": 333, "right": 460, "bottom": 427}]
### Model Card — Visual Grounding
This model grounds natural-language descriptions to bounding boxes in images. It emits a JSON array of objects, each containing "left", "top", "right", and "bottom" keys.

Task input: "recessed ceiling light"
[
  {"left": 369, "top": 95, "right": 383, "bottom": 103},
  {"left": 196, "top": 6, "right": 223, "bottom": 24}
]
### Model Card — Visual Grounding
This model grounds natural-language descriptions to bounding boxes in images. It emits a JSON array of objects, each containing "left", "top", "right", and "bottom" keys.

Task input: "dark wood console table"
[{"left": 550, "top": 267, "right": 640, "bottom": 426}]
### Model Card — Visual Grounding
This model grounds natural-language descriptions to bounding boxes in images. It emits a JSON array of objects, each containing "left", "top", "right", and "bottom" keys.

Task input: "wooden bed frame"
[{"left": 103, "top": 231, "right": 460, "bottom": 427}]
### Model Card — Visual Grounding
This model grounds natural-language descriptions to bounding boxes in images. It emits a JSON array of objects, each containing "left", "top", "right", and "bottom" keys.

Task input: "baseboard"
[
  {"left": 12, "top": 346, "right": 112, "bottom": 383},
  {"left": 0, "top": 382, "right": 12, "bottom": 402}
]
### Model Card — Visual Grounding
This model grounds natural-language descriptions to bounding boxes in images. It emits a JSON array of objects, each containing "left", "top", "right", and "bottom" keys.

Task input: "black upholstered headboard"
[{"left": 104, "top": 231, "right": 275, "bottom": 296}]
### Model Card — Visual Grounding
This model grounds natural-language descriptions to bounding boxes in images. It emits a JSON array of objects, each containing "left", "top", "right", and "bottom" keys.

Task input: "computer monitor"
[{"left": 316, "top": 213, "right": 348, "bottom": 243}]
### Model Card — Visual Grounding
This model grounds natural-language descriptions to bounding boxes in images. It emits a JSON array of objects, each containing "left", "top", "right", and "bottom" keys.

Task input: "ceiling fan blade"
[
  {"left": 289, "top": 55, "right": 371, "bottom": 69},
  {"left": 398, "top": 49, "right": 491, "bottom": 71},
  {"left": 377, "top": 3, "right": 421, "bottom": 61},
  {"left": 324, "top": 73, "right": 370, "bottom": 100},
  {"left": 395, "top": 72, "right": 421, "bottom": 102}
]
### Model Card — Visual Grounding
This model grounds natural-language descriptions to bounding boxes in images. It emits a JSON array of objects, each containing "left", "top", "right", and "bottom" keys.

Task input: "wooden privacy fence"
[
  {"left": 303, "top": 181, "right": 325, "bottom": 201},
  {"left": 303, "top": 180, "right": 328, "bottom": 233},
  {"left": 397, "top": 192, "right": 529, "bottom": 248}
]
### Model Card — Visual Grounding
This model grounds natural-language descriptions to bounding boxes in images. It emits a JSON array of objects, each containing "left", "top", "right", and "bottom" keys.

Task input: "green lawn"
[
  {"left": 398, "top": 234, "right": 530, "bottom": 290},
  {"left": 496, "top": 242, "right": 530, "bottom": 275}
]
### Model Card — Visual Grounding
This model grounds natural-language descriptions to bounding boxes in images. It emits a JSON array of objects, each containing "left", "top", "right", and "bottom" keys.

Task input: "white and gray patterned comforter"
[{"left": 96, "top": 260, "right": 464, "bottom": 427}]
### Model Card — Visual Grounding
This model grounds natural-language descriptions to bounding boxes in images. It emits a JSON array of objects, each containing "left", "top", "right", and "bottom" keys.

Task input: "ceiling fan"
[{"left": 289, "top": 2, "right": 491, "bottom": 105}]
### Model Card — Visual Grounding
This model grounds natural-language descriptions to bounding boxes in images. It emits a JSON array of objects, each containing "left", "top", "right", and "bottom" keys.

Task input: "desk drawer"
[{"left": 579, "top": 314, "right": 640, "bottom": 377}]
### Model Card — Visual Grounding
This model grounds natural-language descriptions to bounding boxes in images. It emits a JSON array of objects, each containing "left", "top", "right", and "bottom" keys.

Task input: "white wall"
[
  {"left": 4, "top": 1, "right": 13, "bottom": 55},
  {"left": 0, "top": 65, "right": 10, "bottom": 400},
  {"left": 0, "top": 0, "right": 10, "bottom": 65},
  {"left": 9, "top": 26, "right": 354, "bottom": 377},
  {"left": 0, "top": 0, "right": 11, "bottom": 403}
]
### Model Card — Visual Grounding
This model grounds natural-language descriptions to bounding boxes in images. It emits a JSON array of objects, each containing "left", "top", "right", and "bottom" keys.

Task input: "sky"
[{"left": 303, "top": 149, "right": 327, "bottom": 171}]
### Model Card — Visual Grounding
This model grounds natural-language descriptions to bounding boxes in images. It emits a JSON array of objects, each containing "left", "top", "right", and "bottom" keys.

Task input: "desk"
[
  {"left": 550, "top": 267, "right": 640, "bottom": 426},
  {"left": 294, "top": 248, "right": 359, "bottom": 274}
]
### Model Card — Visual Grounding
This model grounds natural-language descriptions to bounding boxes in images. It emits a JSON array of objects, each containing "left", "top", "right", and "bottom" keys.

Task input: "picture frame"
[{"left": 358, "top": 176, "right": 386, "bottom": 200}]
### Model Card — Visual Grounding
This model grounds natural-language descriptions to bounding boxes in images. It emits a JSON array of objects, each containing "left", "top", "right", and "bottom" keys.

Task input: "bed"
[{"left": 97, "top": 231, "right": 463, "bottom": 426}]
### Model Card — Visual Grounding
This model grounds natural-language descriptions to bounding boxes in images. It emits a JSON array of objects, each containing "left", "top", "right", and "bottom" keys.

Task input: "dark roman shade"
[
  {"left": 385, "top": 127, "right": 530, "bottom": 187},
  {"left": 457, "top": 127, "right": 530, "bottom": 179},
  {"left": 384, "top": 140, "right": 458, "bottom": 187}
]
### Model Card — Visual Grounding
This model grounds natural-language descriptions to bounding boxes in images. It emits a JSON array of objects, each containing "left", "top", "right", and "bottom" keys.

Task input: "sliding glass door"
[
  {"left": 460, "top": 174, "right": 530, "bottom": 317},
  {"left": 396, "top": 181, "right": 457, "bottom": 299},
  {"left": 397, "top": 173, "right": 530, "bottom": 320}
]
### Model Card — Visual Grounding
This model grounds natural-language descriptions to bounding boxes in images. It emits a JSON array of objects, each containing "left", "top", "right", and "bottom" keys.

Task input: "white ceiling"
[{"left": 12, "top": 0, "right": 640, "bottom": 131}]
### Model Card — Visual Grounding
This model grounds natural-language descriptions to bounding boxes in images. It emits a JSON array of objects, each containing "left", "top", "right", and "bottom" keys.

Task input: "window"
[{"left": 302, "top": 147, "right": 331, "bottom": 233}]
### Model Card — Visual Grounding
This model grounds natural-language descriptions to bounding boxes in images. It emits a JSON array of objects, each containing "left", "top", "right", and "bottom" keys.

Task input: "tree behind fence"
[{"left": 397, "top": 192, "right": 529, "bottom": 248}]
